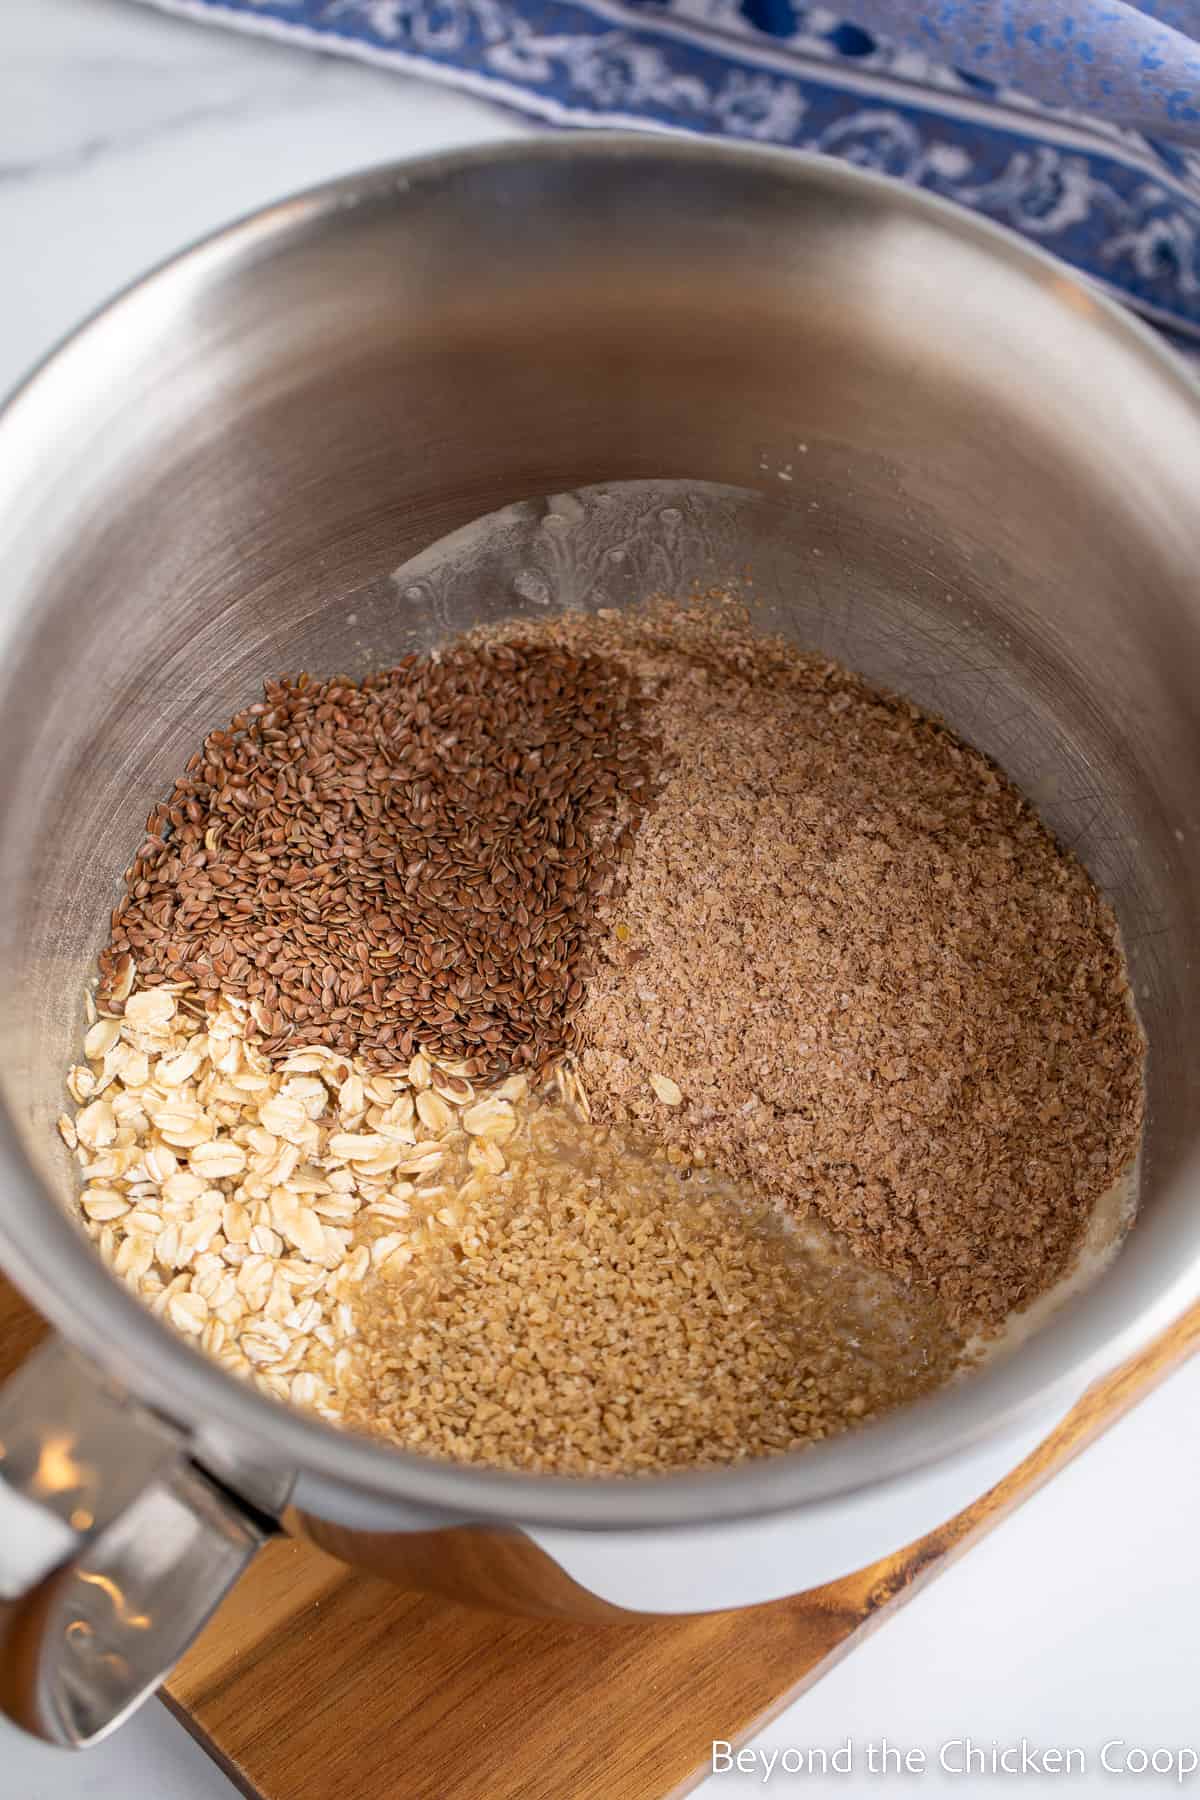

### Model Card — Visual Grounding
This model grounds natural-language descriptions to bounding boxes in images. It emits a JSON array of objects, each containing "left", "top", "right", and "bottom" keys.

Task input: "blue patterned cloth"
[{"left": 134, "top": 0, "right": 1200, "bottom": 344}]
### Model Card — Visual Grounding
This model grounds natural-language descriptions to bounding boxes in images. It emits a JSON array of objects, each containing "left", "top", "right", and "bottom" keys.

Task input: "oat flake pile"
[{"left": 61, "top": 598, "right": 1145, "bottom": 1475}]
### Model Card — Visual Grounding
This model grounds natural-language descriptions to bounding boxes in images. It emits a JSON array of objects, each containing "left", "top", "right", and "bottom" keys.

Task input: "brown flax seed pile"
[{"left": 99, "top": 643, "right": 655, "bottom": 1074}]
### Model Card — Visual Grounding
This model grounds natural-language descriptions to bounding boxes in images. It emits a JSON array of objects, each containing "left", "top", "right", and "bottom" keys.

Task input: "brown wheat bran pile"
[{"left": 504, "top": 603, "right": 1145, "bottom": 1332}]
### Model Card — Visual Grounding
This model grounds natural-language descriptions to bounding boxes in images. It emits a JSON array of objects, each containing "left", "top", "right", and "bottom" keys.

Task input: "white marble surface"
[{"left": 2, "top": 3, "right": 1198, "bottom": 1796}]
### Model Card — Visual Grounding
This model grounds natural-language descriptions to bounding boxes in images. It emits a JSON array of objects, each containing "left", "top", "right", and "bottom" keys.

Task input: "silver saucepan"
[{"left": 0, "top": 137, "right": 1198, "bottom": 1747}]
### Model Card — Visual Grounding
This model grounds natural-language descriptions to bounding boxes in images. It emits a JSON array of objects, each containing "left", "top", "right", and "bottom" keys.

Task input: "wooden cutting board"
[{"left": 2, "top": 1276, "right": 1197, "bottom": 1800}]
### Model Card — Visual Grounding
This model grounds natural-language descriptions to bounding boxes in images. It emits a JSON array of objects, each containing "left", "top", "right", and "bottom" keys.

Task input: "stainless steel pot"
[{"left": 0, "top": 136, "right": 1198, "bottom": 1748}]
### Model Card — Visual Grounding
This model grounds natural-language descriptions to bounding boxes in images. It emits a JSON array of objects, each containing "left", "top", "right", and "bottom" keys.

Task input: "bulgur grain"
[{"left": 343, "top": 1099, "right": 964, "bottom": 1474}]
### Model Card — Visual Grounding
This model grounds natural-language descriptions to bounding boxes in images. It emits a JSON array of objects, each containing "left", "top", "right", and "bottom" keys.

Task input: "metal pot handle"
[{"left": 0, "top": 1337, "right": 266, "bottom": 1746}]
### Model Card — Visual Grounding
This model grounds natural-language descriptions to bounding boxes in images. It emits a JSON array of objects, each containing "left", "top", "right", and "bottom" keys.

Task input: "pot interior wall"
[{"left": 1, "top": 145, "right": 1197, "bottom": 1411}]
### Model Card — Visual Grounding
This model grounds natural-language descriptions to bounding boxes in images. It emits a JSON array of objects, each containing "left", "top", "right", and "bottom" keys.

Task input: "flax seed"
[{"left": 98, "top": 644, "right": 656, "bottom": 1074}]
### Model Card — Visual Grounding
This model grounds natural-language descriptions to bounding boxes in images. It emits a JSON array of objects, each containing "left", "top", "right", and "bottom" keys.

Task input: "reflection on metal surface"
[
  {"left": 0, "top": 1337, "right": 266, "bottom": 1744},
  {"left": 75, "top": 1572, "right": 151, "bottom": 1631},
  {"left": 288, "top": 1507, "right": 639, "bottom": 1621},
  {"left": 0, "top": 1340, "right": 179, "bottom": 1601},
  {"left": 1049, "top": 275, "right": 1100, "bottom": 317},
  {"left": 32, "top": 1433, "right": 87, "bottom": 1499},
  {"left": 11, "top": 1460, "right": 265, "bottom": 1747}
]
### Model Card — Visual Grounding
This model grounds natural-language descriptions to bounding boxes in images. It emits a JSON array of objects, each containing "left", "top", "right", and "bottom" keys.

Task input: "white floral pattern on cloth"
[{"left": 134, "top": 0, "right": 1200, "bottom": 344}]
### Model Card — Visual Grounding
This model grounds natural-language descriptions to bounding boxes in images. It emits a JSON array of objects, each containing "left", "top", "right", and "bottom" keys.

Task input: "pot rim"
[{"left": 1, "top": 133, "right": 1197, "bottom": 1531}]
